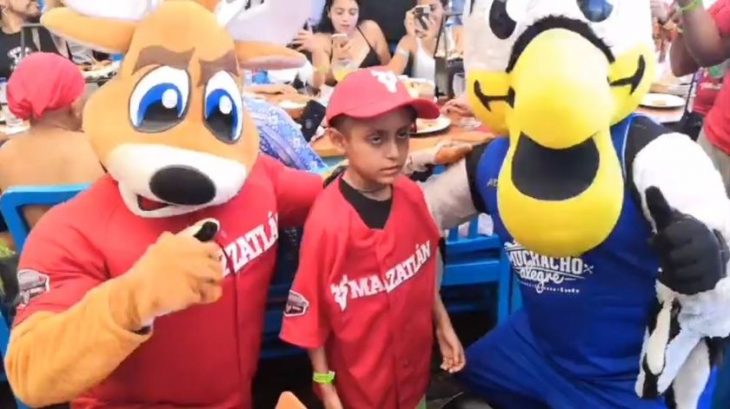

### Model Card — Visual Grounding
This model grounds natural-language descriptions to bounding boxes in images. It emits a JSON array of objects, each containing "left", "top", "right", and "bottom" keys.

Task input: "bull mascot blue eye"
[
  {"left": 129, "top": 66, "right": 190, "bottom": 132},
  {"left": 204, "top": 71, "right": 243, "bottom": 144}
]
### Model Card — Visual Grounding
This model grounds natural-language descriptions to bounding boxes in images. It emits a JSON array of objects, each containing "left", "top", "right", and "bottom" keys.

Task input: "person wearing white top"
[{"left": 386, "top": 0, "right": 450, "bottom": 81}]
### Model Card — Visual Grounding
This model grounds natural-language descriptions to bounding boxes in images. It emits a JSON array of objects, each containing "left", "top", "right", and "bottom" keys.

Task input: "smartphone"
[
  {"left": 331, "top": 33, "right": 348, "bottom": 50},
  {"left": 414, "top": 5, "right": 431, "bottom": 31},
  {"left": 300, "top": 99, "right": 327, "bottom": 142},
  {"left": 288, "top": 21, "right": 313, "bottom": 49}
]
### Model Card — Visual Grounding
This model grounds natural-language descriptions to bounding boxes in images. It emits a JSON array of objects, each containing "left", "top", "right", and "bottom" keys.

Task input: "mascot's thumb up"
[
  {"left": 646, "top": 187, "right": 729, "bottom": 295},
  {"left": 111, "top": 218, "right": 225, "bottom": 331},
  {"left": 637, "top": 189, "right": 730, "bottom": 407}
]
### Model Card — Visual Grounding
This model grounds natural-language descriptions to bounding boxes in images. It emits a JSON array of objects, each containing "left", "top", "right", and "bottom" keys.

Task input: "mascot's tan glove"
[
  {"left": 111, "top": 219, "right": 224, "bottom": 330},
  {"left": 404, "top": 139, "right": 473, "bottom": 175},
  {"left": 5, "top": 219, "right": 224, "bottom": 407}
]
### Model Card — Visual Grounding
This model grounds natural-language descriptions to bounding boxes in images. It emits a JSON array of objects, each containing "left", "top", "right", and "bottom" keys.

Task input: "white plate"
[
  {"left": 415, "top": 115, "right": 451, "bottom": 135},
  {"left": 640, "top": 93, "right": 686, "bottom": 109},
  {"left": 278, "top": 100, "right": 306, "bottom": 110},
  {"left": 82, "top": 64, "right": 117, "bottom": 79}
]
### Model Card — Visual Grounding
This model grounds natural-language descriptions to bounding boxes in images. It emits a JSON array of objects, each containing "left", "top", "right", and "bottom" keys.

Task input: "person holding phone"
[
  {"left": 387, "top": 0, "right": 451, "bottom": 81},
  {"left": 292, "top": 0, "right": 391, "bottom": 85}
]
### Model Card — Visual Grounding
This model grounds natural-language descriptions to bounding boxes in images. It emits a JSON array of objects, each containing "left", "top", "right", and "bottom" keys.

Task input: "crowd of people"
[{"left": 1, "top": 1, "right": 730, "bottom": 409}]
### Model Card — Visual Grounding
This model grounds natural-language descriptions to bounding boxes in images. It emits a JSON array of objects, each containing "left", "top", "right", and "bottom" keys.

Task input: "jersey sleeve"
[
  {"left": 14, "top": 202, "right": 107, "bottom": 325},
  {"left": 262, "top": 155, "right": 323, "bottom": 228},
  {"left": 5, "top": 192, "right": 150, "bottom": 407},
  {"left": 279, "top": 195, "right": 340, "bottom": 349}
]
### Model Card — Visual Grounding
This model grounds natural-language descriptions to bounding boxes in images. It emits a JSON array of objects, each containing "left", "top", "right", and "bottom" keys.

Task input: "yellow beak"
[{"left": 510, "top": 29, "right": 615, "bottom": 149}]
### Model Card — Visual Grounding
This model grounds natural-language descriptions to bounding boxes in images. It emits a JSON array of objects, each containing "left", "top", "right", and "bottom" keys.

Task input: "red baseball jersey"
[
  {"left": 280, "top": 176, "right": 441, "bottom": 409},
  {"left": 14, "top": 155, "right": 321, "bottom": 409}
]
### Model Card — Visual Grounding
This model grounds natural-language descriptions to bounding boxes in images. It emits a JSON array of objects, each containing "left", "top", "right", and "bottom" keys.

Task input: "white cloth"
[{"left": 267, "top": 59, "right": 315, "bottom": 85}]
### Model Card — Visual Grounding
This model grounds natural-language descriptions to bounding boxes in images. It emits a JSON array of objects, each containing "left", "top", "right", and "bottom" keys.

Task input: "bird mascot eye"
[
  {"left": 577, "top": 0, "right": 614, "bottom": 22},
  {"left": 129, "top": 66, "right": 190, "bottom": 133},
  {"left": 204, "top": 71, "right": 243, "bottom": 144},
  {"left": 490, "top": 0, "right": 517, "bottom": 39}
]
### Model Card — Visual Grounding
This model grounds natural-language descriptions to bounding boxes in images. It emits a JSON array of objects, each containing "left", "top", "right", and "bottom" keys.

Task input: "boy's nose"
[
  {"left": 383, "top": 140, "right": 401, "bottom": 160},
  {"left": 149, "top": 165, "right": 216, "bottom": 205}
]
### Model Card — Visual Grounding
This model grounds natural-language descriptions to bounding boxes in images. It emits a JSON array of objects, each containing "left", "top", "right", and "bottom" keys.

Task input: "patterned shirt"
[{"left": 245, "top": 96, "right": 327, "bottom": 172}]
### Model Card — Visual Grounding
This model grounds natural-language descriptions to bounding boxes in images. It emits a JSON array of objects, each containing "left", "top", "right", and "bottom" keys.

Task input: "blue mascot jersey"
[{"left": 474, "top": 115, "right": 660, "bottom": 379}]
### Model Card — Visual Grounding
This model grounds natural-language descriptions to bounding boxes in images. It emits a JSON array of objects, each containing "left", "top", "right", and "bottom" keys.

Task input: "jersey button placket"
[{"left": 376, "top": 239, "right": 403, "bottom": 407}]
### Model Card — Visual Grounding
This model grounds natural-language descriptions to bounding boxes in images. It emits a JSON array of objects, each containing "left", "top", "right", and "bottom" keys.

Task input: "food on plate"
[
  {"left": 417, "top": 118, "right": 440, "bottom": 127},
  {"left": 402, "top": 78, "right": 435, "bottom": 100},
  {"left": 415, "top": 116, "right": 451, "bottom": 134},
  {"left": 79, "top": 60, "right": 112, "bottom": 72}
]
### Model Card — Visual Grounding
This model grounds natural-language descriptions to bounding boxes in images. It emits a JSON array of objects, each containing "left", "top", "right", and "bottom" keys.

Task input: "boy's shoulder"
[
  {"left": 394, "top": 175, "right": 427, "bottom": 204},
  {"left": 305, "top": 179, "right": 350, "bottom": 232}
]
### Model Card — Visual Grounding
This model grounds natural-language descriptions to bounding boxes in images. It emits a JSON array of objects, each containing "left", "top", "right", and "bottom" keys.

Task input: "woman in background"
[
  {"left": 387, "top": 0, "right": 452, "bottom": 80},
  {"left": 291, "top": 0, "right": 390, "bottom": 85}
]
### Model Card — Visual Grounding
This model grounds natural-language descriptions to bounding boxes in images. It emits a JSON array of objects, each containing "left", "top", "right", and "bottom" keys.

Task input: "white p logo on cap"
[{"left": 371, "top": 70, "right": 398, "bottom": 94}]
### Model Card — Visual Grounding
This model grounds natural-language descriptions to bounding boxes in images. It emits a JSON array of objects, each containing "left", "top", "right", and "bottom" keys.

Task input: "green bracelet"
[
  {"left": 681, "top": 0, "right": 702, "bottom": 13},
  {"left": 313, "top": 371, "right": 336, "bottom": 384}
]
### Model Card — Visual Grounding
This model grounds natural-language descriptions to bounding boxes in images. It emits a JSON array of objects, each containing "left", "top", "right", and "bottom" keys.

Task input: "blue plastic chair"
[
  {"left": 260, "top": 228, "right": 304, "bottom": 359},
  {"left": 442, "top": 218, "right": 513, "bottom": 324},
  {"left": 0, "top": 184, "right": 89, "bottom": 253},
  {"left": 0, "top": 310, "right": 25, "bottom": 409},
  {"left": 0, "top": 184, "right": 87, "bottom": 409}
]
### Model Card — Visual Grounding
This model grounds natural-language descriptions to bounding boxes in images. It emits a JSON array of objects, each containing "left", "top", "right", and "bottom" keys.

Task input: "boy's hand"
[
  {"left": 319, "top": 384, "right": 344, "bottom": 409},
  {"left": 436, "top": 324, "right": 466, "bottom": 373}
]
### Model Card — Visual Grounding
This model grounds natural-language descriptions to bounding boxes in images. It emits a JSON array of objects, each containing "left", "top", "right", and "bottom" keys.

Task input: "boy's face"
[{"left": 332, "top": 108, "right": 414, "bottom": 187}]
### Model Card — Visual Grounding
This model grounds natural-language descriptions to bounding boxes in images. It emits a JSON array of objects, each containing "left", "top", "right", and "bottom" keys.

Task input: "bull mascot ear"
[
  {"left": 43, "top": 0, "right": 310, "bottom": 70},
  {"left": 40, "top": 0, "right": 156, "bottom": 53}
]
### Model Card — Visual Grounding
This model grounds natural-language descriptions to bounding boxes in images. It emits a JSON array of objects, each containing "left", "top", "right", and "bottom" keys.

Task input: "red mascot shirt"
[
  {"left": 280, "top": 176, "right": 441, "bottom": 409},
  {"left": 14, "top": 155, "right": 321, "bottom": 409}
]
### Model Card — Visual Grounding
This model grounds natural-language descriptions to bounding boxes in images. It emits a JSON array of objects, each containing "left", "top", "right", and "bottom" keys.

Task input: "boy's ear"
[
  {"left": 327, "top": 128, "right": 347, "bottom": 153},
  {"left": 234, "top": 41, "right": 307, "bottom": 70},
  {"left": 41, "top": 8, "right": 137, "bottom": 54}
]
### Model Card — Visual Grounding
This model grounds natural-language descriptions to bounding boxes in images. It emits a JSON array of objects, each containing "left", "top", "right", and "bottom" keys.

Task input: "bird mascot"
[{"left": 424, "top": 1, "right": 730, "bottom": 408}]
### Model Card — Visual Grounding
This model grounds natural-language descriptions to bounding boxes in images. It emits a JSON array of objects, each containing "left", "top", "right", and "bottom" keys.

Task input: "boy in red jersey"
[{"left": 280, "top": 67, "right": 465, "bottom": 409}]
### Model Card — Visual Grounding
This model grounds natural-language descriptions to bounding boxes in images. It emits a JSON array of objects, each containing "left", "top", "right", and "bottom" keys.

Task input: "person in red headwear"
[{"left": 0, "top": 52, "right": 103, "bottom": 248}]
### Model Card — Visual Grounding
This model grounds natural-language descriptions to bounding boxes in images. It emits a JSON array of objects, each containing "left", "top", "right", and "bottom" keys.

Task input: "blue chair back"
[
  {"left": 0, "top": 184, "right": 89, "bottom": 253},
  {"left": 0, "top": 185, "right": 85, "bottom": 409},
  {"left": 442, "top": 217, "right": 513, "bottom": 324}
]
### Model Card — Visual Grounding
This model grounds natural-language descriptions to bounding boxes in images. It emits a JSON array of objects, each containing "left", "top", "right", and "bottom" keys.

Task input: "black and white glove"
[{"left": 646, "top": 186, "right": 730, "bottom": 295}]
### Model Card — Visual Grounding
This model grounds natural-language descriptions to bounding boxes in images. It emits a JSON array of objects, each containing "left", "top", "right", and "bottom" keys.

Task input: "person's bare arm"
[
  {"left": 675, "top": 0, "right": 730, "bottom": 67},
  {"left": 670, "top": 34, "right": 701, "bottom": 77},
  {"left": 362, "top": 20, "right": 391, "bottom": 65},
  {"left": 310, "top": 36, "right": 331, "bottom": 90},
  {"left": 386, "top": 36, "right": 414, "bottom": 75},
  {"left": 308, "top": 348, "right": 342, "bottom": 408}
]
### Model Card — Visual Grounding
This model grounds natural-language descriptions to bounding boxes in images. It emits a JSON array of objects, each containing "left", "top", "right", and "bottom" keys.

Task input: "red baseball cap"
[{"left": 326, "top": 67, "right": 440, "bottom": 122}]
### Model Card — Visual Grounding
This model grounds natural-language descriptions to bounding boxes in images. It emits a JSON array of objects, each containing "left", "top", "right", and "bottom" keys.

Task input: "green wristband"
[
  {"left": 681, "top": 0, "right": 702, "bottom": 13},
  {"left": 313, "top": 371, "right": 336, "bottom": 384}
]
